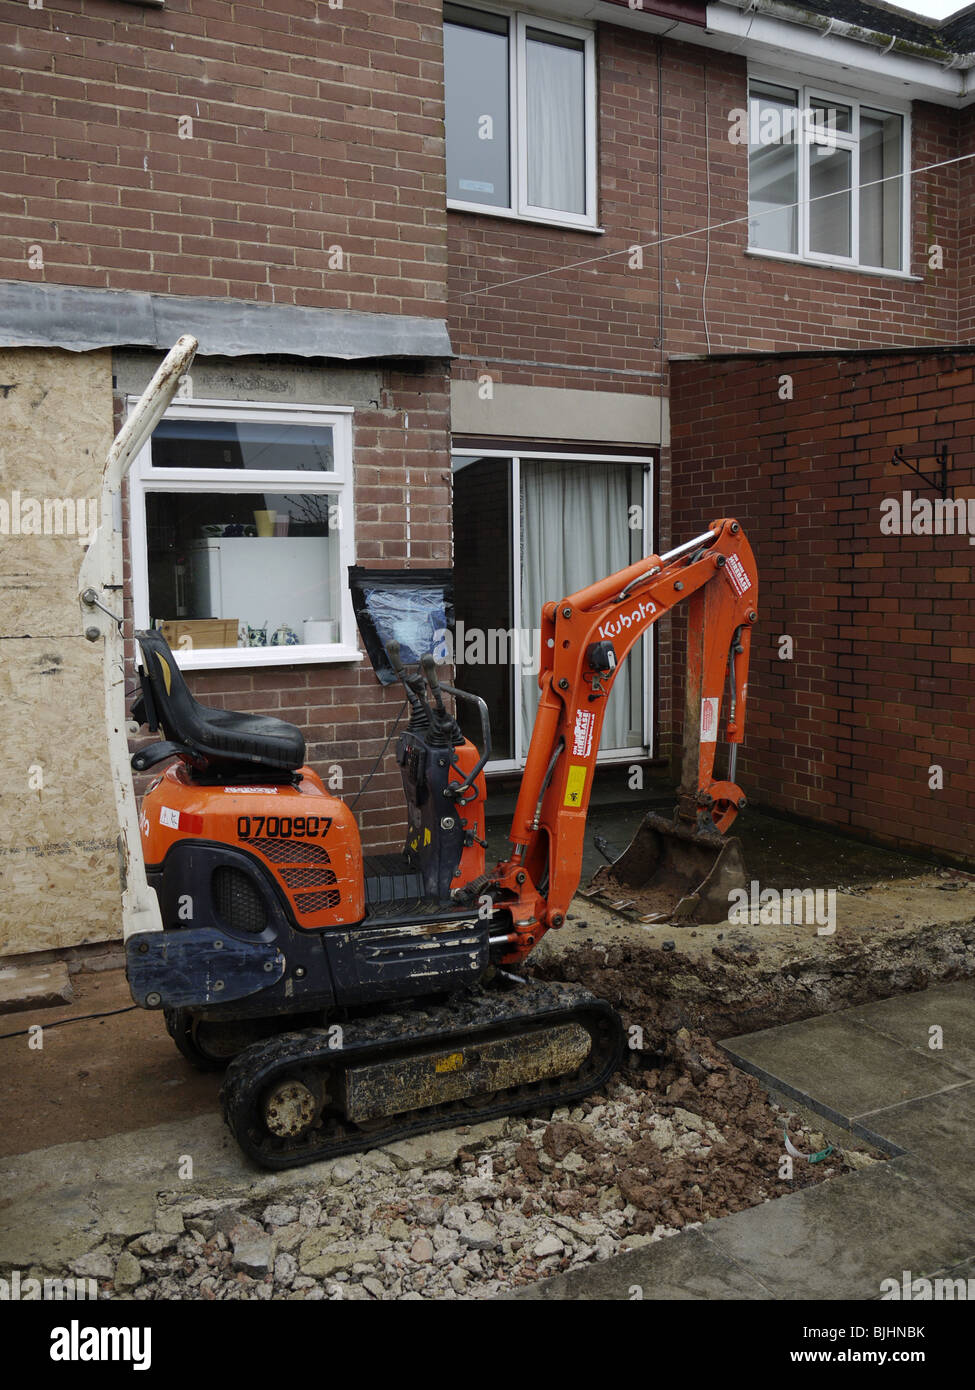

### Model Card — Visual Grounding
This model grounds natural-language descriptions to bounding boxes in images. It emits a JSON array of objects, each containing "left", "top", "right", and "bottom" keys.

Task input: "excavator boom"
[{"left": 490, "top": 518, "right": 758, "bottom": 957}]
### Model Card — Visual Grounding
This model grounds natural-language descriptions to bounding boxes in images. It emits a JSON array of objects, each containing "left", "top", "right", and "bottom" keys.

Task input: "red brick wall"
[
  {"left": 448, "top": 30, "right": 961, "bottom": 404},
  {"left": 669, "top": 349, "right": 975, "bottom": 865},
  {"left": 0, "top": 0, "right": 447, "bottom": 314},
  {"left": 122, "top": 361, "right": 453, "bottom": 855}
]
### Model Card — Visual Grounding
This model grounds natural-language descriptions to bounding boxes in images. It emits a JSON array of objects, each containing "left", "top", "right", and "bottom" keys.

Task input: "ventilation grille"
[
  {"left": 294, "top": 889, "right": 341, "bottom": 914},
  {"left": 243, "top": 838, "right": 331, "bottom": 865},
  {"left": 279, "top": 865, "right": 338, "bottom": 890},
  {"left": 212, "top": 866, "right": 267, "bottom": 934}
]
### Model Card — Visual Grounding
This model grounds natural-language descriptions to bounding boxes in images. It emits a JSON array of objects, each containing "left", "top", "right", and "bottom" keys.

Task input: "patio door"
[{"left": 452, "top": 447, "right": 655, "bottom": 770}]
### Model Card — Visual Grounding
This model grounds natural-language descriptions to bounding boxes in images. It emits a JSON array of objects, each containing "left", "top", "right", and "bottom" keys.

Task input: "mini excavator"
[{"left": 81, "top": 338, "right": 758, "bottom": 1169}]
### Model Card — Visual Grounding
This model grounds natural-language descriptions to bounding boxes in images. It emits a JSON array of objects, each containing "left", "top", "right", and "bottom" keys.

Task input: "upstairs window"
[
  {"left": 444, "top": 4, "right": 597, "bottom": 228},
  {"left": 747, "top": 79, "right": 908, "bottom": 273}
]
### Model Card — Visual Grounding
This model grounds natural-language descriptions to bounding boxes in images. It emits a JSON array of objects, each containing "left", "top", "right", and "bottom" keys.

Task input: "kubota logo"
[{"left": 597, "top": 600, "right": 656, "bottom": 640}]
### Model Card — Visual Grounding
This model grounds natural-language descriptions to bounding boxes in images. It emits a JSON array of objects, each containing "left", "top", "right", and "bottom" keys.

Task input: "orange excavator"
[{"left": 82, "top": 339, "right": 758, "bottom": 1169}]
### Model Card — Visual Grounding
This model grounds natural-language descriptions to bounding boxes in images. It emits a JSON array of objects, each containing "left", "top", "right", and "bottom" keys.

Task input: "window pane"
[
  {"left": 151, "top": 419, "right": 335, "bottom": 472},
  {"left": 809, "top": 143, "right": 852, "bottom": 258},
  {"left": 748, "top": 87, "right": 799, "bottom": 254},
  {"left": 452, "top": 455, "right": 514, "bottom": 760},
  {"left": 519, "top": 459, "right": 643, "bottom": 756},
  {"left": 860, "top": 110, "right": 903, "bottom": 270},
  {"left": 444, "top": 8, "right": 510, "bottom": 208},
  {"left": 526, "top": 28, "right": 586, "bottom": 216},
  {"left": 146, "top": 491, "right": 341, "bottom": 649},
  {"left": 809, "top": 98, "right": 852, "bottom": 138}
]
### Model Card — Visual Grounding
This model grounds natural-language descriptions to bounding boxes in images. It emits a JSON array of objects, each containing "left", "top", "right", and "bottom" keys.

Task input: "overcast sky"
[{"left": 900, "top": 1, "right": 969, "bottom": 18}]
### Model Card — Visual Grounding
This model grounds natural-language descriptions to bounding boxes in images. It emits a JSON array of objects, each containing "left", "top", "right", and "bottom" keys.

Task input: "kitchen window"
[
  {"left": 444, "top": 4, "right": 597, "bottom": 229},
  {"left": 747, "top": 78, "right": 909, "bottom": 273},
  {"left": 128, "top": 400, "right": 359, "bottom": 669}
]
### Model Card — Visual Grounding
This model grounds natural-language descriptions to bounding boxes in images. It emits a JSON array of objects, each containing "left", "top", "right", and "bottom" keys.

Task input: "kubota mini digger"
[{"left": 81, "top": 338, "right": 758, "bottom": 1169}]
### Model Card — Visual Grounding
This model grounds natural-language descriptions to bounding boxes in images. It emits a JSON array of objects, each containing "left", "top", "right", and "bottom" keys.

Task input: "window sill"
[
  {"left": 745, "top": 248, "right": 921, "bottom": 282},
  {"left": 448, "top": 200, "right": 604, "bottom": 234},
  {"left": 171, "top": 645, "right": 364, "bottom": 671}
]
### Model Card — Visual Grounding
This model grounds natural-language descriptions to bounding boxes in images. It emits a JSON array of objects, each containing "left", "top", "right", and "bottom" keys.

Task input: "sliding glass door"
[{"left": 452, "top": 448, "right": 654, "bottom": 769}]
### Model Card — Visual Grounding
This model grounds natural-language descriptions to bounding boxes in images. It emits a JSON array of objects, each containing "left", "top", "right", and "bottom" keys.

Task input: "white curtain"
[
  {"left": 520, "top": 460, "right": 639, "bottom": 755},
  {"left": 526, "top": 34, "right": 585, "bottom": 215}
]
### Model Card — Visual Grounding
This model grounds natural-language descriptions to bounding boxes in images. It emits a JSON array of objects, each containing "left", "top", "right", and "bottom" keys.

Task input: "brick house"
[{"left": 1, "top": 0, "right": 974, "bottom": 957}]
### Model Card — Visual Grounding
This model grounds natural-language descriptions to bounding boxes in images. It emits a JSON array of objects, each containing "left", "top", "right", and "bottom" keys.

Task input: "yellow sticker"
[
  {"left": 423, "top": 828, "right": 431, "bottom": 846},
  {"left": 435, "top": 1052, "right": 464, "bottom": 1074},
  {"left": 563, "top": 764, "right": 587, "bottom": 808}
]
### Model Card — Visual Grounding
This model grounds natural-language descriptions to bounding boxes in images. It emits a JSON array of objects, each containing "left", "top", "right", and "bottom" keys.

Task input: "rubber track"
[{"left": 220, "top": 981, "right": 624, "bottom": 1170}]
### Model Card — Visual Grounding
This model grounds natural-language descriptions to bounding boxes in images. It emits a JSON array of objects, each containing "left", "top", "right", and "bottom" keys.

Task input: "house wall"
[
  {"left": 117, "top": 353, "right": 454, "bottom": 857},
  {"left": 669, "top": 348, "right": 975, "bottom": 865},
  {"left": 0, "top": 0, "right": 447, "bottom": 315},
  {"left": 446, "top": 25, "right": 963, "bottom": 767},
  {"left": 0, "top": 347, "right": 123, "bottom": 955}
]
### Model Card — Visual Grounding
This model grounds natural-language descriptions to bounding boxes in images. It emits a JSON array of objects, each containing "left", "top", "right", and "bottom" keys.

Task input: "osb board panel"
[
  {"left": 0, "top": 638, "right": 123, "bottom": 954},
  {"left": 0, "top": 349, "right": 122, "bottom": 955},
  {"left": 0, "top": 348, "right": 113, "bottom": 638}
]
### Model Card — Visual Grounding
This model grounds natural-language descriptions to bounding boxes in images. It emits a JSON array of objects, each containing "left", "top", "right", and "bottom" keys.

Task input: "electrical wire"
[
  {"left": 460, "top": 149, "right": 975, "bottom": 301},
  {"left": 0, "top": 1005, "right": 138, "bottom": 1042},
  {"left": 348, "top": 698, "right": 409, "bottom": 809}
]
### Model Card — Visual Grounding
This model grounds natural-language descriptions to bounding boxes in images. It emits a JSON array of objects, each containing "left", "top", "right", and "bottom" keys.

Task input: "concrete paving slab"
[
  {"left": 844, "top": 981, "right": 975, "bottom": 1080},
  {"left": 503, "top": 1228, "right": 774, "bottom": 1300},
  {"left": 0, "top": 1109, "right": 510, "bottom": 1270},
  {"left": 700, "top": 1164, "right": 975, "bottom": 1301},
  {"left": 0, "top": 959, "right": 74, "bottom": 1015},
  {"left": 721, "top": 1011, "right": 966, "bottom": 1137}
]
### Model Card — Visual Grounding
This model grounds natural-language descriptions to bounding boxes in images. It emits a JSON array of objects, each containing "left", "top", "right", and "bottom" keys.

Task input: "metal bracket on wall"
[{"left": 891, "top": 442, "right": 951, "bottom": 500}]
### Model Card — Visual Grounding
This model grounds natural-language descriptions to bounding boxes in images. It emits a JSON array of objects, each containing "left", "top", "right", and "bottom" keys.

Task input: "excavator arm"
[{"left": 490, "top": 518, "right": 758, "bottom": 961}]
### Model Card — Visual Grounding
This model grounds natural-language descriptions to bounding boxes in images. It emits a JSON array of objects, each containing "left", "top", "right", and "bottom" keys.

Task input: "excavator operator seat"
[{"left": 133, "top": 629, "right": 305, "bottom": 772}]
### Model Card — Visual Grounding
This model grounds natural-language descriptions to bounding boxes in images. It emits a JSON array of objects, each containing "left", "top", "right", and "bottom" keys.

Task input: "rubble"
[{"left": 17, "top": 1022, "right": 878, "bottom": 1300}]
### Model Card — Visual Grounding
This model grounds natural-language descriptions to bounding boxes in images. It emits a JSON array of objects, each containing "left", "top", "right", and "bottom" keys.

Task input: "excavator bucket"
[{"left": 588, "top": 811, "right": 747, "bottom": 925}]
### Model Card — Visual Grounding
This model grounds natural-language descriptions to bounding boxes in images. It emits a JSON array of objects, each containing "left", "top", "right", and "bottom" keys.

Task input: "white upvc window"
[
  {"left": 747, "top": 75, "right": 910, "bottom": 274},
  {"left": 444, "top": 4, "right": 598, "bottom": 229},
  {"left": 128, "top": 399, "right": 360, "bottom": 670}
]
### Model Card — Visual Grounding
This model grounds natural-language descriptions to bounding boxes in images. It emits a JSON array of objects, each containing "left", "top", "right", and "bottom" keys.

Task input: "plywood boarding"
[{"left": 0, "top": 349, "right": 123, "bottom": 954}]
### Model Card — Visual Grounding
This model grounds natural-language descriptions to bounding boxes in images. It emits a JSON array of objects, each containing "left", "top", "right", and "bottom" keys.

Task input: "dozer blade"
[{"left": 587, "top": 811, "right": 746, "bottom": 925}]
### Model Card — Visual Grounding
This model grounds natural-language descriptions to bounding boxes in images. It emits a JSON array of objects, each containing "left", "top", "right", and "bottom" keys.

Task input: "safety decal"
[
  {"left": 563, "top": 764, "right": 588, "bottom": 807},
  {"left": 724, "top": 553, "right": 752, "bottom": 598},
  {"left": 572, "top": 708, "right": 594, "bottom": 758},
  {"left": 700, "top": 697, "right": 719, "bottom": 744}
]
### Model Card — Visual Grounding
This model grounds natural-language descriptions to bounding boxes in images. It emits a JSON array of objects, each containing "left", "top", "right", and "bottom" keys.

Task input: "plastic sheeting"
[{"left": 349, "top": 566, "right": 454, "bottom": 685}]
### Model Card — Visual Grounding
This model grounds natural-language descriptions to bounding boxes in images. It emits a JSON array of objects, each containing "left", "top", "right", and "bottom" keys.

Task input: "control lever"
[
  {"left": 421, "top": 653, "right": 447, "bottom": 716},
  {"left": 386, "top": 640, "right": 430, "bottom": 729}
]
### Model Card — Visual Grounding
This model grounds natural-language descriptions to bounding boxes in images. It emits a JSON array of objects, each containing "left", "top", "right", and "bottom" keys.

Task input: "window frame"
[
  {"left": 445, "top": 4, "right": 598, "bottom": 231},
  {"left": 128, "top": 398, "right": 361, "bottom": 671},
  {"left": 747, "top": 70, "right": 911, "bottom": 277},
  {"left": 450, "top": 445, "right": 655, "bottom": 771}
]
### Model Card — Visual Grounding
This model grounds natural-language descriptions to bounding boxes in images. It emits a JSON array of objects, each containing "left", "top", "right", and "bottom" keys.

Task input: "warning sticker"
[
  {"left": 563, "top": 764, "right": 588, "bottom": 808},
  {"left": 724, "top": 553, "right": 752, "bottom": 598},
  {"left": 700, "top": 698, "right": 719, "bottom": 744},
  {"left": 159, "top": 806, "right": 180, "bottom": 830},
  {"left": 572, "top": 707, "right": 594, "bottom": 758},
  {"left": 435, "top": 1052, "right": 464, "bottom": 1074}
]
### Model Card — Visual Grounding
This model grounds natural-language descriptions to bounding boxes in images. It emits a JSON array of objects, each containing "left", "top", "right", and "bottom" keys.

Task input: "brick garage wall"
[
  {"left": 1, "top": 0, "right": 447, "bottom": 314},
  {"left": 123, "top": 359, "right": 453, "bottom": 856},
  {"left": 669, "top": 349, "right": 975, "bottom": 865}
]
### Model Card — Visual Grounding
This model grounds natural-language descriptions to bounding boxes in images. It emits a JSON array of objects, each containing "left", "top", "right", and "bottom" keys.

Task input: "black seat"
[{"left": 133, "top": 629, "right": 305, "bottom": 772}]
